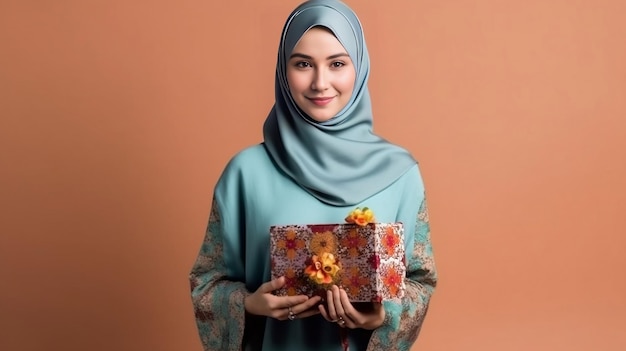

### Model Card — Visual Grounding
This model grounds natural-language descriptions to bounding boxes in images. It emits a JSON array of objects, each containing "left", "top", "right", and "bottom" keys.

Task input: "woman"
[{"left": 189, "top": 0, "right": 437, "bottom": 350}]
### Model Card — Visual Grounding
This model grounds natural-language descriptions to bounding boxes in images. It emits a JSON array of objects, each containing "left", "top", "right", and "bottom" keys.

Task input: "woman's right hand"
[{"left": 244, "top": 276, "right": 321, "bottom": 320}]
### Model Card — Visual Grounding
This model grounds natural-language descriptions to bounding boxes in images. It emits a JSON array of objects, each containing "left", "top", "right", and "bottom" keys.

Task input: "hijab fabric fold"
[{"left": 263, "top": 0, "right": 416, "bottom": 206}]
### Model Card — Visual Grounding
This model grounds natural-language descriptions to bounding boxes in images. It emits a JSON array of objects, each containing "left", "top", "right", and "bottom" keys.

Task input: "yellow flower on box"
[
  {"left": 304, "top": 252, "right": 341, "bottom": 285},
  {"left": 344, "top": 207, "right": 375, "bottom": 226}
]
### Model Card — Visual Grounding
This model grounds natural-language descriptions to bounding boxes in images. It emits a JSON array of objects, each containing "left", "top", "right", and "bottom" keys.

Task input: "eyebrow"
[{"left": 289, "top": 53, "right": 350, "bottom": 60}]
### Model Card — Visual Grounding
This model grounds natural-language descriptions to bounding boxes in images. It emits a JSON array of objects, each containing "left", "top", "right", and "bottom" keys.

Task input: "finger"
[
  {"left": 296, "top": 308, "right": 321, "bottom": 319},
  {"left": 277, "top": 297, "right": 322, "bottom": 321},
  {"left": 326, "top": 288, "right": 338, "bottom": 320},
  {"left": 338, "top": 288, "right": 357, "bottom": 319},
  {"left": 293, "top": 295, "right": 321, "bottom": 313},
  {"left": 281, "top": 295, "right": 310, "bottom": 308},
  {"left": 279, "top": 304, "right": 298, "bottom": 321},
  {"left": 334, "top": 286, "right": 360, "bottom": 328},
  {"left": 258, "top": 276, "right": 285, "bottom": 294},
  {"left": 273, "top": 294, "right": 317, "bottom": 317},
  {"left": 281, "top": 307, "right": 320, "bottom": 321},
  {"left": 338, "top": 288, "right": 358, "bottom": 327},
  {"left": 318, "top": 304, "right": 332, "bottom": 321},
  {"left": 276, "top": 307, "right": 289, "bottom": 321},
  {"left": 287, "top": 295, "right": 320, "bottom": 317},
  {"left": 331, "top": 285, "right": 345, "bottom": 317}
]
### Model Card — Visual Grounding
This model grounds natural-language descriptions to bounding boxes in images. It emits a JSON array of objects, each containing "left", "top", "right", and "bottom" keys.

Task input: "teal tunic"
[{"left": 190, "top": 144, "right": 437, "bottom": 351}]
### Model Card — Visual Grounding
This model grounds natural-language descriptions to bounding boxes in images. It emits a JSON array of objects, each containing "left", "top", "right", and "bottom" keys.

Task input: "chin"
[
  {"left": 306, "top": 109, "right": 338, "bottom": 122},
  {"left": 309, "top": 115, "right": 334, "bottom": 122}
]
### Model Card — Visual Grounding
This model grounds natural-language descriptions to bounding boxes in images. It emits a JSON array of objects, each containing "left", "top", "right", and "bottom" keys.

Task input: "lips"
[{"left": 307, "top": 96, "right": 334, "bottom": 106}]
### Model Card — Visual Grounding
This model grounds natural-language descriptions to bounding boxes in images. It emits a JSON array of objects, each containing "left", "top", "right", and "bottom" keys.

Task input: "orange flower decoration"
[
  {"left": 345, "top": 207, "right": 375, "bottom": 226},
  {"left": 284, "top": 268, "right": 298, "bottom": 296},
  {"left": 277, "top": 229, "right": 306, "bottom": 260},
  {"left": 382, "top": 227, "right": 400, "bottom": 256},
  {"left": 341, "top": 266, "right": 370, "bottom": 296},
  {"left": 383, "top": 266, "right": 403, "bottom": 296},
  {"left": 304, "top": 252, "right": 341, "bottom": 285},
  {"left": 340, "top": 228, "right": 367, "bottom": 258},
  {"left": 310, "top": 231, "right": 337, "bottom": 256}
]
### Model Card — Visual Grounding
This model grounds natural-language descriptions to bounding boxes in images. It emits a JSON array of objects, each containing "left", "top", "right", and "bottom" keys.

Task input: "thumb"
[{"left": 258, "top": 276, "right": 285, "bottom": 294}]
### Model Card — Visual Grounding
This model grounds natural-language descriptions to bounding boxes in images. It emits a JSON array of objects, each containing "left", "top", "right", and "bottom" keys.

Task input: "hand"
[
  {"left": 319, "top": 285, "right": 385, "bottom": 330},
  {"left": 244, "top": 276, "right": 321, "bottom": 321}
]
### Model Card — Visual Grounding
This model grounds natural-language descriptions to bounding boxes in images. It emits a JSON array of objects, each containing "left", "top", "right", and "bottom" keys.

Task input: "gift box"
[{"left": 269, "top": 222, "right": 406, "bottom": 302}]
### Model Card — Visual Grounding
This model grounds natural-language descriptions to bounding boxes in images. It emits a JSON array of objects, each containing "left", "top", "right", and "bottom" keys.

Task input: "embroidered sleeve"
[
  {"left": 189, "top": 198, "right": 249, "bottom": 351},
  {"left": 367, "top": 195, "right": 437, "bottom": 351}
]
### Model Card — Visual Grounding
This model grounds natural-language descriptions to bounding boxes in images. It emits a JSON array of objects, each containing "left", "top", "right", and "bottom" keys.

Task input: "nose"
[{"left": 311, "top": 68, "right": 329, "bottom": 91}]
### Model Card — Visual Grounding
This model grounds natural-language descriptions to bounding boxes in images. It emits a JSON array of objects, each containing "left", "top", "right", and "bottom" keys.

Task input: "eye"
[
  {"left": 295, "top": 61, "right": 311, "bottom": 68},
  {"left": 331, "top": 61, "right": 346, "bottom": 68}
]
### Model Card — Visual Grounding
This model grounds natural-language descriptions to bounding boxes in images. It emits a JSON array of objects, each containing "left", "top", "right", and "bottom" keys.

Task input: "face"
[{"left": 286, "top": 27, "right": 356, "bottom": 122}]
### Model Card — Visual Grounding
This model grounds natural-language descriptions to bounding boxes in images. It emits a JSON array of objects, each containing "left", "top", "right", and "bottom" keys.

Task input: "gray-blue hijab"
[{"left": 263, "top": 0, "right": 417, "bottom": 206}]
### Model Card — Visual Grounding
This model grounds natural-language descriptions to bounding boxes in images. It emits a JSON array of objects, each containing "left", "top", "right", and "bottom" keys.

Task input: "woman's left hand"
[{"left": 319, "top": 285, "right": 385, "bottom": 330}]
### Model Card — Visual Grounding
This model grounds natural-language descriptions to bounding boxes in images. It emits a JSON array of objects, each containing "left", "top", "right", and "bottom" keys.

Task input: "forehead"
[
  {"left": 291, "top": 27, "right": 347, "bottom": 54},
  {"left": 283, "top": 13, "right": 358, "bottom": 60}
]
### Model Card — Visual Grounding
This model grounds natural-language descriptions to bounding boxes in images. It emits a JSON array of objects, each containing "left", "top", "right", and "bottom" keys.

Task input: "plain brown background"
[{"left": 1, "top": 1, "right": 625, "bottom": 350}]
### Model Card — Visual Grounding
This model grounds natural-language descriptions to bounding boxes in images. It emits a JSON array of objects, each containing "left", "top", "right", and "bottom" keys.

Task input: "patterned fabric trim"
[
  {"left": 366, "top": 195, "right": 437, "bottom": 351},
  {"left": 190, "top": 198, "right": 249, "bottom": 351}
]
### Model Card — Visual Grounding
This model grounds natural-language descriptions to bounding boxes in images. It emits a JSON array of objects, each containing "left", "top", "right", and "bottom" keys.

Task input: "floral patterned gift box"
[{"left": 269, "top": 222, "right": 406, "bottom": 302}]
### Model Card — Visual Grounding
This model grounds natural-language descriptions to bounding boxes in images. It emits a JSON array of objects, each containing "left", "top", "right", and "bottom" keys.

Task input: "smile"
[{"left": 307, "top": 97, "right": 334, "bottom": 106}]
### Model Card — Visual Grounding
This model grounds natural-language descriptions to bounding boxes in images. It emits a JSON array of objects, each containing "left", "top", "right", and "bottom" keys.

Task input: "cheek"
[
  {"left": 286, "top": 70, "right": 307, "bottom": 94},
  {"left": 337, "top": 71, "right": 356, "bottom": 94},
  {"left": 341, "top": 75, "right": 355, "bottom": 95}
]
